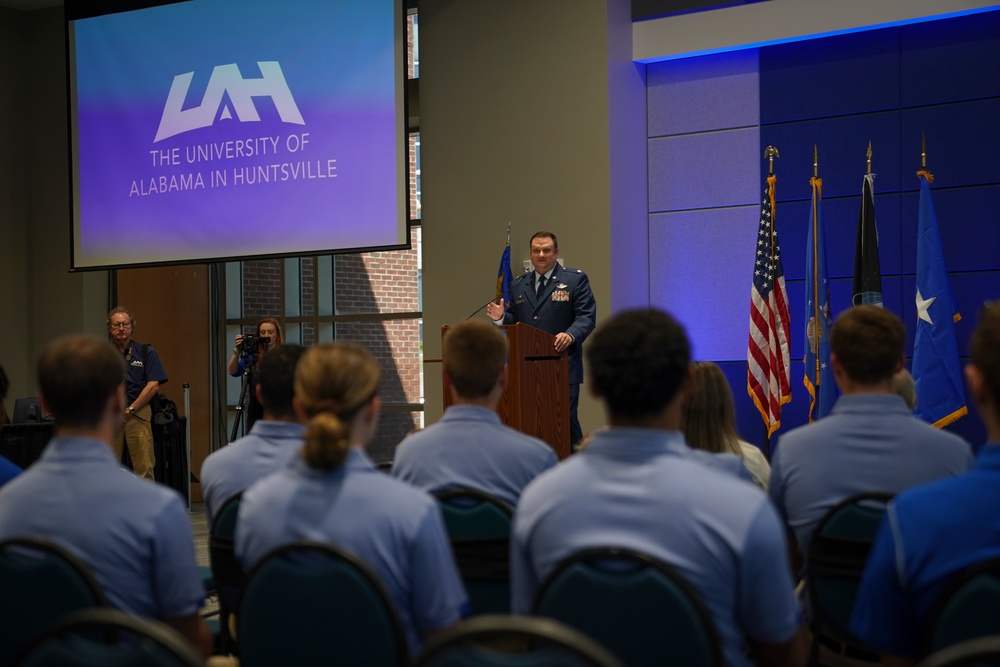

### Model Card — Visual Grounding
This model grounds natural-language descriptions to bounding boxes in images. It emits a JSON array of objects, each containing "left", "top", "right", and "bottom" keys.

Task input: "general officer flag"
[{"left": 912, "top": 170, "right": 967, "bottom": 427}]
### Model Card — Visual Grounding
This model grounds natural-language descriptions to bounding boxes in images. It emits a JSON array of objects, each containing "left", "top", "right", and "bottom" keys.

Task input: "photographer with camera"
[{"left": 227, "top": 317, "right": 283, "bottom": 433}]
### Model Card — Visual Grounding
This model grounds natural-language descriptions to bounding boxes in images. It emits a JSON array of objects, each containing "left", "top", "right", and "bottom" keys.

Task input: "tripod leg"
[{"left": 229, "top": 365, "right": 252, "bottom": 442}]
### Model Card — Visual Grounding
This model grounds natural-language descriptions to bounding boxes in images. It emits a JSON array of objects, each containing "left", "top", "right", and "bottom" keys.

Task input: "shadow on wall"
[{"left": 240, "top": 255, "right": 418, "bottom": 465}]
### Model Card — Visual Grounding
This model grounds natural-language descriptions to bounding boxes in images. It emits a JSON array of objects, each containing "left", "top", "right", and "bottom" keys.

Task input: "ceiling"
[{"left": 1, "top": 0, "right": 62, "bottom": 10}]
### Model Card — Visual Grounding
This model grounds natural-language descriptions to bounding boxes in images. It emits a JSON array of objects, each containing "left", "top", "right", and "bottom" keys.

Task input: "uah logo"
[{"left": 154, "top": 61, "right": 304, "bottom": 142}]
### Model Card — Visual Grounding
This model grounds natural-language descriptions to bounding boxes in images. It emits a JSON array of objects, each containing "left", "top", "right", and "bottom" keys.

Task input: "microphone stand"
[{"left": 466, "top": 270, "right": 531, "bottom": 319}]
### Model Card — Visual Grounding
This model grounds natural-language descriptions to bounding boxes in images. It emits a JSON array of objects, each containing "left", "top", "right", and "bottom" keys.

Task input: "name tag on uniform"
[{"left": 551, "top": 290, "right": 570, "bottom": 302}]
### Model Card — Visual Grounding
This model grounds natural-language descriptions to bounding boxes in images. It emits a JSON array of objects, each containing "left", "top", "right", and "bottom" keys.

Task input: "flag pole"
[
  {"left": 763, "top": 145, "right": 779, "bottom": 457},
  {"left": 766, "top": 145, "right": 779, "bottom": 176},
  {"left": 917, "top": 135, "right": 934, "bottom": 184},
  {"left": 809, "top": 146, "right": 820, "bottom": 419},
  {"left": 912, "top": 136, "right": 968, "bottom": 426}
]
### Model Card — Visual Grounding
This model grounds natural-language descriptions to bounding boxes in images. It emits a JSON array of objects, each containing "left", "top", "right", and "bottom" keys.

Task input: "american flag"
[{"left": 748, "top": 175, "right": 791, "bottom": 438}]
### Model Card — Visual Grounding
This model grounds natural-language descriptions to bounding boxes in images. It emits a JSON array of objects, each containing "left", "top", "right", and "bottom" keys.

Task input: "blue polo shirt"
[
  {"left": 851, "top": 444, "right": 1000, "bottom": 658},
  {"left": 769, "top": 394, "right": 973, "bottom": 559},
  {"left": 0, "top": 455, "right": 21, "bottom": 488},
  {"left": 236, "top": 448, "right": 468, "bottom": 656},
  {"left": 122, "top": 341, "right": 168, "bottom": 402},
  {"left": 0, "top": 437, "right": 204, "bottom": 619},
  {"left": 200, "top": 420, "right": 306, "bottom": 525},
  {"left": 511, "top": 428, "right": 801, "bottom": 667},
  {"left": 392, "top": 405, "right": 557, "bottom": 507}
]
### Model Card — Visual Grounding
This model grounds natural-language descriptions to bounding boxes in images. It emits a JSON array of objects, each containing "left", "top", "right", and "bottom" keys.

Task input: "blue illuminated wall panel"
[
  {"left": 645, "top": 9, "right": 1000, "bottom": 449},
  {"left": 900, "top": 12, "right": 1000, "bottom": 107},
  {"left": 649, "top": 129, "right": 759, "bottom": 212},
  {"left": 647, "top": 49, "right": 759, "bottom": 136},
  {"left": 650, "top": 206, "right": 758, "bottom": 360}
]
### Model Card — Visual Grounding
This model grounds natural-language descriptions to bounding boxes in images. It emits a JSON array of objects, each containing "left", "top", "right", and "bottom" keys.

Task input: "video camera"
[{"left": 240, "top": 333, "right": 270, "bottom": 355}]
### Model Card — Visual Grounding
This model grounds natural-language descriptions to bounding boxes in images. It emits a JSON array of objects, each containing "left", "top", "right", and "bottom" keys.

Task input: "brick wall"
[
  {"left": 237, "top": 233, "right": 421, "bottom": 462},
  {"left": 232, "top": 14, "right": 422, "bottom": 461},
  {"left": 241, "top": 260, "right": 282, "bottom": 320}
]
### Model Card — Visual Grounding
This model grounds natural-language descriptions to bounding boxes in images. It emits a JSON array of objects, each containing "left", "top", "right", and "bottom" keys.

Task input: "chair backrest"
[
  {"left": 416, "top": 614, "right": 625, "bottom": 667},
  {"left": 921, "top": 557, "right": 1000, "bottom": 656},
  {"left": 532, "top": 547, "right": 724, "bottom": 667},
  {"left": 209, "top": 492, "right": 243, "bottom": 606},
  {"left": 238, "top": 540, "right": 409, "bottom": 667},
  {"left": 12, "top": 608, "right": 203, "bottom": 667},
  {"left": 435, "top": 488, "right": 514, "bottom": 615},
  {"left": 0, "top": 536, "right": 108, "bottom": 666},
  {"left": 806, "top": 491, "right": 893, "bottom": 651},
  {"left": 918, "top": 635, "right": 1000, "bottom": 667},
  {"left": 208, "top": 491, "right": 243, "bottom": 654}
]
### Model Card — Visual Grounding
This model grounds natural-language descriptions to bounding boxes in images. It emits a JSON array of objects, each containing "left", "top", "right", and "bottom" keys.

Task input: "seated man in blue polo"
[
  {"left": 769, "top": 306, "right": 973, "bottom": 570},
  {"left": 851, "top": 300, "right": 1000, "bottom": 664},
  {"left": 0, "top": 335, "right": 211, "bottom": 658},
  {"left": 511, "top": 309, "right": 807, "bottom": 667},
  {"left": 392, "top": 319, "right": 557, "bottom": 507},
  {"left": 201, "top": 344, "right": 307, "bottom": 526}
]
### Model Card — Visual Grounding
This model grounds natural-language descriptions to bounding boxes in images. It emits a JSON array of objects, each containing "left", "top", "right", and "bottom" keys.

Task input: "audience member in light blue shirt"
[
  {"left": 769, "top": 307, "right": 972, "bottom": 569},
  {"left": 851, "top": 300, "right": 1000, "bottom": 663},
  {"left": 201, "top": 344, "right": 306, "bottom": 525},
  {"left": 511, "top": 309, "right": 806, "bottom": 667},
  {"left": 0, "top": 335, "right": 211, "bottom": 658},
  {"left": 236, "top": 342, "right": 467, "bottom": 657},
  {"left": 393, "top": 320, "right": 556, "bottom": 507}
]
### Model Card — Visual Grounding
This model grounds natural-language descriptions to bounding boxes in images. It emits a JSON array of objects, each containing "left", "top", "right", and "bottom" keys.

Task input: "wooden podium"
[{"left": 442, "top": 323, "right": 570, "bottom": 459}]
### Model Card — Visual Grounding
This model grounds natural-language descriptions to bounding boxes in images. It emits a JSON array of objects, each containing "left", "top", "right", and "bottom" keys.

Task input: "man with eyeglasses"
[{"left": 107, "top": 306, "right": 168, "bottom": 480}]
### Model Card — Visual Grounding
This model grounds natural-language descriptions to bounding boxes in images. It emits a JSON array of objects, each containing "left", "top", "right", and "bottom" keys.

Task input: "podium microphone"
[{"left": 466, "top": 267, "right": 531, "bottom": 319}]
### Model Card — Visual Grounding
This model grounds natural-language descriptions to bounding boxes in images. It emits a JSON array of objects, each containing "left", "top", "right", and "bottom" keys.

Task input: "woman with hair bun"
[
  {"left": 235, "top": 343, "right": 468, "bottom": 655},
  {"left": 683, "top": 361, "right": 771, "bottom": 491}
]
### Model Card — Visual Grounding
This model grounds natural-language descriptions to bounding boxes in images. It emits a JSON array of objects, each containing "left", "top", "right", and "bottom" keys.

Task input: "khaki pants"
[{"left": 112, "top": 404, "right": 156, "bottom": 481}]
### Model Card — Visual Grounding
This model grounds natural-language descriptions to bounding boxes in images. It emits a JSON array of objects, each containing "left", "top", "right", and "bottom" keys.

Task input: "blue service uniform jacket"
[{"left": 501, "top": 264, "right": 596, "bottom": 384}]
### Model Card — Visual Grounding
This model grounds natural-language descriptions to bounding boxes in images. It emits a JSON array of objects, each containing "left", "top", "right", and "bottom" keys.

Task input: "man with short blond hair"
[
  {"left": 392, "top": 319, "right": 556, "bottom": 507},
  {"left": 0, "top": 335, "right": 211, "bottom": 658}
]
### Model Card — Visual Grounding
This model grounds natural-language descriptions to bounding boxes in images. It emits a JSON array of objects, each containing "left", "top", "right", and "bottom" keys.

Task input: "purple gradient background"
[{"left": 71, "top": 0, "right": 405, "bottom": 268}]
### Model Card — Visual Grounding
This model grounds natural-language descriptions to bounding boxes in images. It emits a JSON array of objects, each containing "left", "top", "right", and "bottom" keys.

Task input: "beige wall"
[
  {"left": 0, "top": 8, "right": 32, "bottom": 402},
  {"left": 1, "top": 7, "right": 108, "bottom": 403},
  {"left": 419, "top": 0, "right": 648, "bottom": 435}
]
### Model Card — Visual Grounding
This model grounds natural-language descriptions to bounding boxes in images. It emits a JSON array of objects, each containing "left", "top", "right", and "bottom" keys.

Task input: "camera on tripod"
[{"left": 240, "top": 334, "right": 269, "bottom": 355}]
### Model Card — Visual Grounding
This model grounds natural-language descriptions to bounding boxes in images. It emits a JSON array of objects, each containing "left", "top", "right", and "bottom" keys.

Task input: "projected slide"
[{"left": 69, "top": 0, "right": 406, "bottom": 269}]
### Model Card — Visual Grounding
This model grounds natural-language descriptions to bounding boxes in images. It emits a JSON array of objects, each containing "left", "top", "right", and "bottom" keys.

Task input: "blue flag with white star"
[
  {"left": 912, "top": 171, "right": 967, "bottom": 427},
  {"left": 804, "top": 176, "right": 837, "bottom": 421}
]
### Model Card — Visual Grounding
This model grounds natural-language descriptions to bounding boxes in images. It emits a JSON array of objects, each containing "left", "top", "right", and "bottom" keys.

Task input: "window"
[{"left": 222, "top": 8, "right": 423, "bottom": 463}]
